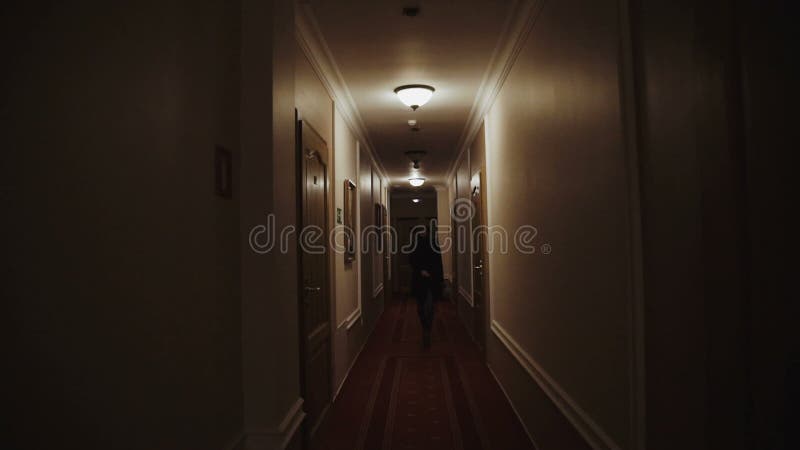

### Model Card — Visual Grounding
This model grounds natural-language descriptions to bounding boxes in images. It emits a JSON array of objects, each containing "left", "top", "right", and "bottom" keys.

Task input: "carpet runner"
[{"left": 310, "top": 295, "right": 535, "bottom": 450}]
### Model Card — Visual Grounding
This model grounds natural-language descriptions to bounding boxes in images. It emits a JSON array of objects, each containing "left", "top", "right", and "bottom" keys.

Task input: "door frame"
[
  {"left": 471, "top": 168, "right": 490, "bottom": 360},
  {"left": 295, "top": 114, "right": 333, "bottom": 440}
]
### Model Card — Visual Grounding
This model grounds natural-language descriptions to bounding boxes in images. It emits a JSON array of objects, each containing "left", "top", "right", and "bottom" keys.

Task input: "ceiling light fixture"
[
  {"left": 405, "top": 150, "right": 427, "bottom": 169},
  {"left": 394, "top": 85, "right": 435, "bottom": 111},
  {"left": 412, "top": 198, "right": 420, "bottom": 203},
  {"left": 408, "top": 177, "right": 426, "bottom": 187}
]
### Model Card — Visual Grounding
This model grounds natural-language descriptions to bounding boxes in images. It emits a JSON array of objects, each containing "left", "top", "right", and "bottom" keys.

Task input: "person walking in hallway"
[{"left": 409, "top": 223, "right": 444, "bottom": 349}]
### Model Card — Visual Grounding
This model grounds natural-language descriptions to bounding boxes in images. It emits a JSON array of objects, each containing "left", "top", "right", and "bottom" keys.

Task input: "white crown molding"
[
  {"left": 243, "top": 398, "right": 305, "bottom": 450},
  {"left": 490, "top": 320, "right": 622, "bottom": 450},
  {"left": 295, "top": 3, "right": 390, "bottom": 183},
  {"left": 446, "top": 0, "right": 546, "bottom": 182}
]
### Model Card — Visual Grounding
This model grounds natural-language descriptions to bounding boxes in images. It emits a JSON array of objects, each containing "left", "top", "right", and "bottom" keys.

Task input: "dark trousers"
[{"left": 415, "top": 288, "right": 434, "bottom": 332}]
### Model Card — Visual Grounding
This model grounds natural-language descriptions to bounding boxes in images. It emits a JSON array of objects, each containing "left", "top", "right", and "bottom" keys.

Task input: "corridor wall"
[
  {"left": 465, "top": 0, "right": 635, "bottom": 448},
  {"left": 331, "top": 106, "right": 374, "bottom": 394},
  {"left": 295, "top": 45, "right": 387, "bottom": 401},
  {"left": 5, "top": 1, "right": 246, "bottom": 449},
  {"left": 451, "top": 0, "right": 780, "bottom": 449}
]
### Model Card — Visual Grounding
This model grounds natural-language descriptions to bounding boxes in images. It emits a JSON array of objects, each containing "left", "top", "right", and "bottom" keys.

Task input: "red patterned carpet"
[{"left": 311, "top": 295, "right": 535, "bottom": 450}]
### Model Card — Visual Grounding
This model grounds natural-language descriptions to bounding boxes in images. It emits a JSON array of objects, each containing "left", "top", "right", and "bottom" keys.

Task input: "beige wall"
[
  {"left": 240, "top": 0, "right": 301, "bottom": 444},
  {"left": 296, "top": 48, "right": 334, "bottom": 150},
  {"left": 358, "top": 147, "right": 385, "bottom": 325},
  {"left": 5, "top": 1, "right": 245, "bottom": 449},
  {"left": 331, "top": 107, "right": 372, "bottom": 393},
  {"left": 333, "top": 109, "right": 360, "bottom": 327},
  {"left": 480, "top": 0, "right": 633, "bottom": 448},
  {"left": 295, "top": 44, "right": 386, "bottom": 398},
  {"left": 470, "top": 122, "right": 487, "bottom": 178},
  {"left": 451, "top": 1, "right": 777, "bottom": 449}
]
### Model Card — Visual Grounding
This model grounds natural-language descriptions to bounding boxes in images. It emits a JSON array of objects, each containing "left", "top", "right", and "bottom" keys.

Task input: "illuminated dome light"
[
  {"left": 412, "top": 198, "right": 420, "bottom": 203},
  {"left": 394, "top": 85, "right": 435, "bottom": 111},
  {"left": 408, "top": 177, "right": 426, "bottom": 187}
]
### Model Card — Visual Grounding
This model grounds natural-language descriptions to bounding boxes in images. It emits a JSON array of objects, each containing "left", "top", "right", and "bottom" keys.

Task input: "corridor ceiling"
[{"left": 307, "top": 0, "right": 513, "bottom": 186}]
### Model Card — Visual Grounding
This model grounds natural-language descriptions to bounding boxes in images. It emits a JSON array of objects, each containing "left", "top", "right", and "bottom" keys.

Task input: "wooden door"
[
  {"left": 471, "top": 171, "right": 489, "bottom": 357},
  {"left": 298, "top": 121, "right": 331, "bottom": 437}
]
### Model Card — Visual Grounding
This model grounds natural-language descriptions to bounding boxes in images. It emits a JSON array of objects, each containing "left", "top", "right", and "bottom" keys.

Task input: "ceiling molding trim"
[
  {"left": 445, "top": 0, "right": 546, "bottom": 182},
  {"left": 295, "top": 3, "right": 390, "bottom": 182}
]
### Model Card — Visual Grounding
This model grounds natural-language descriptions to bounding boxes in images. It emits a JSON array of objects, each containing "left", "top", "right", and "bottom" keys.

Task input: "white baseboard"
[
  {"left": 486, "top": 364, "right": 539, "bottom": 450},
  {"left": 490, "top": 320, "right": 621, "bottom": 450},
  {"left": 458, "top": 286, "right": 473, "bottom": 306},
  {"left": 333, "top": 302, "right": 382, "bottom": 400},
  {"left": 243, "top": 398, "right": 305, "bottom": 450},
  {"left": 337, "top": 307, "right": 362, "bottom": 330}
]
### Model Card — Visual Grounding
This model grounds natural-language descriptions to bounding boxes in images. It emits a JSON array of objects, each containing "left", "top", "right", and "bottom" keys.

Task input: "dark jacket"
[{"left": 409, "top": 233, "right": 444, "bottom": 300}]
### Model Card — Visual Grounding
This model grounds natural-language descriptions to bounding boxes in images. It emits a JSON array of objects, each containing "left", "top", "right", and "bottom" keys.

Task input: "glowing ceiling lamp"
[
  {"left": 408, "top": 177, "right": 426, "bottom": 187},
  {"left": 394, "top": 85, "right": 435, "bottom": 111},
  {"left": 412, "top": 198, "right": 420, "bottom": 203}
]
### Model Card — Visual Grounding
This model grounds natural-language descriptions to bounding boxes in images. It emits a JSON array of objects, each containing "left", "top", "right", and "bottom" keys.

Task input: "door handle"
[{"left": 473, "top": 264, "right": 483, "bottom": 270}]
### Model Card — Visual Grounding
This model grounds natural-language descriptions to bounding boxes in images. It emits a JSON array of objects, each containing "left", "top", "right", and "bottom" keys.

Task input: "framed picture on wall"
[{"left": 343, "top": 179, "right": 357, "bottom": 263}]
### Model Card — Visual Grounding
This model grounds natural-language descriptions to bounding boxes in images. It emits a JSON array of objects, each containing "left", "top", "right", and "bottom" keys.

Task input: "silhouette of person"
[{"left": 409, "top": 223, "right": 444, "bottom": 349}]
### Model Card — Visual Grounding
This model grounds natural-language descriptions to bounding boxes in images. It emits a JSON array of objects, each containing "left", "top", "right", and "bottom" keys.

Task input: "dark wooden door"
[
  {"left": 471, "top": 171, "right": 488, "bottom": 357},
  {"left": 298, "top": 121, "right": 331, "bottom": 437}
]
